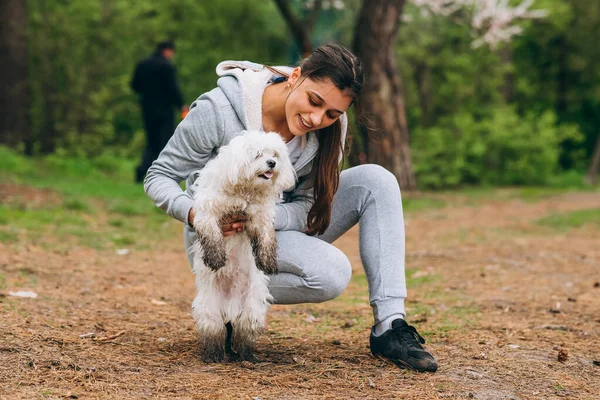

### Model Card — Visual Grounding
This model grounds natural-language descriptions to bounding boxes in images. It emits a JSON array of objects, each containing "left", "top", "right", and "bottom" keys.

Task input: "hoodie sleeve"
[
  {"left": 144, "top": 98, "right": 224, "bottom": 224},
  {"left": 274, "top": 174, "right": 314, "bottom": 232}
]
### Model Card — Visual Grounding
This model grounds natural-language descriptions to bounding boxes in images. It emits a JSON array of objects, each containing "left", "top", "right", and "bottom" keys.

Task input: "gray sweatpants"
[{"left": 185, "top": 164, "right": 407, "bottom": 324}]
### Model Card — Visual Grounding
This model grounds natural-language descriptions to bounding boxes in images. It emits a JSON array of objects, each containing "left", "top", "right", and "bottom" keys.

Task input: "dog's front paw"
[
  {"left": 198, "top": 233, "right": 227, "bottom": 271},
  {"left": 256, "top": 261, "right": 278, "bottom": 275},
  {"left": 203, "top": 251, "right": 226, "bottom": 271},
  {"left": 250, "top": 235, "right": 278, "bottom": 275}
]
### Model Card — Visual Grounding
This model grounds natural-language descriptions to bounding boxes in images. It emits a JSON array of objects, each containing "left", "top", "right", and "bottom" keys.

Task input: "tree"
[
  {"left": 586, "top": 134, "right": 600, "bottom": 185},
  {"left": 273, "top": 0, "right": 417, "bottom": 188},
  {"left": 353, "top": 0, "right": 416, "bottom": 189},
  {"left": 0, "top": 0, "right": 30, "bottom": 150},
  {"left": 273, "top": 0, "right": 323, "bottom": 56}
]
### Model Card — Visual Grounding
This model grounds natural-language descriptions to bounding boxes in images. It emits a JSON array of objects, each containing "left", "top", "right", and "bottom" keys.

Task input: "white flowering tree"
[{"left": 275, "top": 0, "right": 546, "bottom": 189}]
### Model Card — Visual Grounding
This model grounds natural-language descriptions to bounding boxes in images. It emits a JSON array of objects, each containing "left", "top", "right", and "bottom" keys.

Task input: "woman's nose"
[{"left": 310, "top": 110, "right": 326, "bottom": 127}]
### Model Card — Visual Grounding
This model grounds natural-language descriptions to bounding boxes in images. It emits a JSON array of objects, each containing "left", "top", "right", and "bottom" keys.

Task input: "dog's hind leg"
[
  {"left": 231, "top": 322, "right": 260, "bottom": 362},
  {"left": 231, "top": 274, "right": 271, "bottom": 362},
  {"left": 192, "top": 294, "right": 227, "bottom": 363},
  {"left": 201, "top": 329, "right": 227, "bottom": 363}
]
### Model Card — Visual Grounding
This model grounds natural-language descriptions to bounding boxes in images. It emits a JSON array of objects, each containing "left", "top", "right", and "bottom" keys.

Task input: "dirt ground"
[{"left": 1, "top": 190, "right": 599, "bottom": 399}]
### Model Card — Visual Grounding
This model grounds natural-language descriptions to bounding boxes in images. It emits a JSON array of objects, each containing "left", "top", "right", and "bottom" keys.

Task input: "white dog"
[{"left": 190, "top": 130, "right": 296, "bottom": 362}]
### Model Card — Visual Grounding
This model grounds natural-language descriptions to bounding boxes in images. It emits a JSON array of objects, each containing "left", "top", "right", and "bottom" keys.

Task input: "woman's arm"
[
  {"left": 144, "top": 98, "right": 224, "bottom": 224},
  {"left": 274, "top": 176, "right": 314, "bottom": 232}
]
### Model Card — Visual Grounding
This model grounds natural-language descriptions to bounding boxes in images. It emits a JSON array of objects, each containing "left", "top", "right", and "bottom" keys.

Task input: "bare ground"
[{"left": 1, "top": 190, "right": 599, "bottom": 399}]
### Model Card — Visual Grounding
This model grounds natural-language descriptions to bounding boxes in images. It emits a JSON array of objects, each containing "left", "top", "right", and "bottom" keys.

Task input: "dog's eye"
[
  {"left": 255, "top": 151, "right": 263, "bottom": 159},
  {"left": 273, "top": 152, "right": 279, "bottom": 158}
]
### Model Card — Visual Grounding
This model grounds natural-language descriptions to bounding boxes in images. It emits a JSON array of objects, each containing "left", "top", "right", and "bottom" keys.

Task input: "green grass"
[
  {"left": 63, "top": 198, "right": 91, "bottom": 211},
  {"left": 536, "top": 208, "right": 600, "bottom": 231},
  {"left": 1, "top": 147, "right": 597, "bottom": 253},
  {"left": 0, "top": 147, "right": 174, "bottom": 250},
  {"left": 339, "top": 268, "right": 475, "bottom": 340},
  {"left": 402, "top": 197, "right": 447, "bottom": 213}
]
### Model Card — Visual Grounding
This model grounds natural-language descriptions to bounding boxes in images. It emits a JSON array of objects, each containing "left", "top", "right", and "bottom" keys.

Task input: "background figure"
[{"left": 131, "top": 40, "right": 188, "bottom": 183}]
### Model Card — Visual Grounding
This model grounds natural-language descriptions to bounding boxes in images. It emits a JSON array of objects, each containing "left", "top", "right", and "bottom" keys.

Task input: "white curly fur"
[{"left": 190, "top": 130, "right": 296, "bottom": 361}]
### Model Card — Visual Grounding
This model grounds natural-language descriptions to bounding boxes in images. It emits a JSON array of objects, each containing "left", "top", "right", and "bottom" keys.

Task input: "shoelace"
[{"left": 394, "top": 323, "right": 426, "bottom": 346}]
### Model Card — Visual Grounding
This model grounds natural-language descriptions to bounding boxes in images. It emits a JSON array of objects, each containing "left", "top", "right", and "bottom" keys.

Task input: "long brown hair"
[{"left": 269, "top": 44, "right": 364, "bottom": 235}]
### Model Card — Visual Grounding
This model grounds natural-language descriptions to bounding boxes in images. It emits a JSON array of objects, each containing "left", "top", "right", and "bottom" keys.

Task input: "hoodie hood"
[
  {"left": 215, "top": 61, "right": 293, "bottom": 131},
  {"left": 214, "top": 60, "right": 347, "bottom": 170}
]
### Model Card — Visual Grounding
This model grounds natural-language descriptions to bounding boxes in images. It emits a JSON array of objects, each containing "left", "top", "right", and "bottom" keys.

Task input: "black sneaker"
[{"left": 370, "top": 319, "right": 438, "bottom": 372}]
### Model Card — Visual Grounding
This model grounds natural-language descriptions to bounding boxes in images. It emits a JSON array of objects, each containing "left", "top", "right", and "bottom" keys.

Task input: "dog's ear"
[
  {"left": 274, "top": 141, "right": 297, "bottom": 192},
  {"left": 221, "top": 134, "right": 253, "bottom": 186},
  {"left": 276, "top": 161, "right": 296, "bottom": 193}
]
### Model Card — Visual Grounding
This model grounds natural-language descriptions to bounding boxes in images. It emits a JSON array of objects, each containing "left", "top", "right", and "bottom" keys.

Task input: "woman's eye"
[
  {"left": 309, "top": 96, "right": 318, "bottom": 106},
  {"left": 327, "top": 112, "right": 336, "bottom": 119}
]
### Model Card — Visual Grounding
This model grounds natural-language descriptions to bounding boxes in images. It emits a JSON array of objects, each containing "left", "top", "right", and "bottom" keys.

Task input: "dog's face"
[{"left": 220, "top": 130, "right": 296, "bottom": 193}]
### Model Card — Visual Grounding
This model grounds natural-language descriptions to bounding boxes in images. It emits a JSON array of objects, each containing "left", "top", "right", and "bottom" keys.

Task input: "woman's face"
[{"left": 285, "top": 67, "right": 353, "bottom": 137}]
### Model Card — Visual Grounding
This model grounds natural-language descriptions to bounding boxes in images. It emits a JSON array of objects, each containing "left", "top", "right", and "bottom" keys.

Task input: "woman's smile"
[{"left": 299, "top": 114, "right": 313, "bottom": 131}]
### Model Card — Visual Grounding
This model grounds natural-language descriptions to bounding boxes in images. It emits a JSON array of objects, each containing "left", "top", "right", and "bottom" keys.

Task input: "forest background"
[{"left": 1, "top": 0, "right": 599, "bottom": 190}]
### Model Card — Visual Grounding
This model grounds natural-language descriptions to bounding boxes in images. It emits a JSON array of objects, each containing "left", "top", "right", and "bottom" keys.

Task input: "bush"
[
  {"left": 412, "top": 107, "right": 583, "bottom": 189},
  {"left": 0, "top": 146, "right": 33, "bottom": 175}
]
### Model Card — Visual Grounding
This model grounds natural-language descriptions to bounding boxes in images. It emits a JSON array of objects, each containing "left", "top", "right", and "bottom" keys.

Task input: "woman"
[{"left": 144, "top": 43, "right": 438, "bottom": 372}]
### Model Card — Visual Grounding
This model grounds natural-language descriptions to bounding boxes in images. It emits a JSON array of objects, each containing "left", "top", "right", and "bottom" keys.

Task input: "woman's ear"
[{"left": 287, "top": 67, "right": 302, "bottom": 87}]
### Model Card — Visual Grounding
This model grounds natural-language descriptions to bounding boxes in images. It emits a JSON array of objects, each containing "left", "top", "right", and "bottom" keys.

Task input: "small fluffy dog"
[{"left": 190, "top": 130, "right": 296, "bottom": 362}]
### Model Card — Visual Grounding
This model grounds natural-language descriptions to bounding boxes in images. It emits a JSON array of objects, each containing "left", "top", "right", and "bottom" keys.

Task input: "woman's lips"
[{"left": 299, "top": 115, "right": 312, "bottom": 130}]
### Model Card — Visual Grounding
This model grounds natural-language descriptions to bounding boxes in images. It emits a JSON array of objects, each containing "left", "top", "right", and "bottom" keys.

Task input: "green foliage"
[
  {"left": 0, "top": 147, "right": 174, "bottom": 250},
  {"left": 14, "top": 0, "right": 600, "bottom": 190},
  {"left": 26, "top": 0, "right": 291, "bottom": 155},
  {"left": 536, "top": 208, "right": 600, "bottom": 231},
  {"left": 412, "top": 107, "right": 583, "bottom": 188},
  {"left": 0, "top": 147, "right": 33, "bottom": 175}
]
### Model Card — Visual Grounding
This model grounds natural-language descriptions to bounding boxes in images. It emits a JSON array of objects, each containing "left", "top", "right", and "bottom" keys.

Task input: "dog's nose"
[{"left": 266, "top": 159, "right": 276, "bottom": 168}]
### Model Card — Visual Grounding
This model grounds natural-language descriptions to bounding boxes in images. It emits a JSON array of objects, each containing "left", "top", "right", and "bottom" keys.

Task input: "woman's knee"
[
  {"left": 342, "top": 164, "right": 400, "bottom": 195},
  {"left": 310, "top": 248, "right": 352, "bottom": 301}
]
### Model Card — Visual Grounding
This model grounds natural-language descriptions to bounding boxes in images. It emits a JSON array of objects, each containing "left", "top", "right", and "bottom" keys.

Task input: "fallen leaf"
[
  {"left": 507, "top": 344, "right": 520, "bottom": 349},
  {"left": 95, "top": 330, "right": 126, "bottom": 341},
  {"left": 115, "top": 249, "right": 130, "bottom": 256},
  {"left": 151, "top": 299, "right": 167, "bottom": 306},
  {"left": 341, "top": 320, "right": 354, "bottom": 329},
  {"left": 79, "top": 332, "right": 96, "bottom": 339},
  {"left": 8, "top": 291, "right": 38, "bottom": 299},
  {"left": 304, "top": 314, "right": 316, "bottom": 323},
  {"left": 535, "top": 325, "right": 569, "bottom": 331},
  {"left": 368, "top": 377, "right": 376, "bottom": 388},
  {"left": 558, "top": 349, "right": 568, "bottom": 363}
]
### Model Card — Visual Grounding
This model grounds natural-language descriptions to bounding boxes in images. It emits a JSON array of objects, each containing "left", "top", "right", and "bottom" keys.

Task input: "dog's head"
[{"left": 218, "top": 130, "right": 296, "bottom": 194}]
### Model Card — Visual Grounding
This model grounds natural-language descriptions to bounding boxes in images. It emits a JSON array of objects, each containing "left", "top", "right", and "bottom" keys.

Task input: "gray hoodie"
[{"left": 144, "top": 61, "right": 347, "bottom": 233}]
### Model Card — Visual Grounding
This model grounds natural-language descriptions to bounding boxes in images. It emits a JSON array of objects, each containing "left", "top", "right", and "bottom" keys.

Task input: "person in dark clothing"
[{"left": 131, "top": 40, "right": 188, "bottom": 183}]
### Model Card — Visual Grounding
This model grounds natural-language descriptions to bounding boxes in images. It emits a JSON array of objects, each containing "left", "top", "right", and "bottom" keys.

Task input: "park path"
[{"left": 1, "top": 191, "right": 599, "bottom": 399}]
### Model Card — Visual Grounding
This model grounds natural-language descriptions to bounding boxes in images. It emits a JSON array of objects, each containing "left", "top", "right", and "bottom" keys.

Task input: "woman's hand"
[
  {"left": 220, "top": 214, "right": 247, "bottom": 237},
  {"left": 188, "top": 209, "right": 246, "bottom": 237}
]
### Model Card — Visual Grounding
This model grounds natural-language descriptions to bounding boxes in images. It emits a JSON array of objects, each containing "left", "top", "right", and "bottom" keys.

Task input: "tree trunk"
[
  {"left": 0, "top": 0, "right": 30, "bottom": 148},
  {"left": 585, "top": 133, "right": 600, "bottom": 185},
  {"left": 353, "top": 0, "right": 416, "bottom": 190},
  {"left": 273, "top": 0, "right": 322, "bottom": 57}
]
